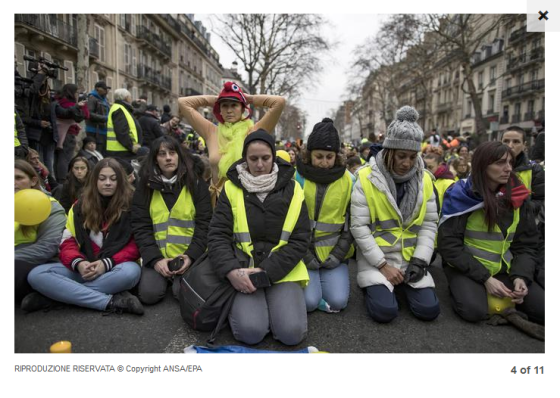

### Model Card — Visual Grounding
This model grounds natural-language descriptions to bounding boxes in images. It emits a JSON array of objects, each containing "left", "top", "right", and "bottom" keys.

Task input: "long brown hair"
[
  {"left": 15, "top": 159, "right": 43, "bottom": 236},
  {"left": 470, "top": 141, "right": 515, "bottom": 231},
  {"left": 80, "top": 158, "right": 133, "bottom": 233},
  {"left": 66, "top": 156, "right": 91, "bottom": 204}
]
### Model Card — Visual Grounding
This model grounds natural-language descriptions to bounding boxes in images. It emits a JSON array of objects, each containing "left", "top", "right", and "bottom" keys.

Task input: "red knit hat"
[{"left": 213, "top": 81, "right": 251, "bottom": 123}]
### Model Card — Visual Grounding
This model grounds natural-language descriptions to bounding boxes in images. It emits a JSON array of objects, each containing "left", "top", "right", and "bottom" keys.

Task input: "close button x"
[{"left": 538, "top": 11, "right": 549, "bottom": 21}]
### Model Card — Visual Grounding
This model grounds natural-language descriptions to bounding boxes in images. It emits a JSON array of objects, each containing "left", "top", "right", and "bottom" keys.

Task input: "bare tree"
[
  {"left": 212, "top": 14, "right": 333, "bottom": 97},
  {"left": 75, "top": 14, "right": 90, "bottom": 93},
  {"left": 424, "top": 14, "right": 514, "bottom": 142},
  {"left": 277, "top": 102, "right": 307, "bottom": 141}
]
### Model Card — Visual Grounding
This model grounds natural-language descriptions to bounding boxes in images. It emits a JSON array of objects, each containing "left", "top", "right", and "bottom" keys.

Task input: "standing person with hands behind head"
[
  {"left": 131, "top": 136, "right": 212, "bottom": 305},
  {"left": 25, "top": 159, "right": 143, "bottom": 314},
  {"left": 438, "top": 141, "right": 544, "bottom": 324},
  {"left": 178, "top": 81, "right": 285, "bottom": 206},
  {"left": 351, "top": 106, "right": 440, "bottom": 323},
  {"left": 208, "top": 130, "right": 310, "bottom": 345}
]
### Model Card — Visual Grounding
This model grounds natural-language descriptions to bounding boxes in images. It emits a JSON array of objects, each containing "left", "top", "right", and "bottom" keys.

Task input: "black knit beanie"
[
  {"left": 306, "top": 118, "right": 340, "bottom": 153},
  {"left": 242, "top": 129, "right": 276, "bottom": 161}
]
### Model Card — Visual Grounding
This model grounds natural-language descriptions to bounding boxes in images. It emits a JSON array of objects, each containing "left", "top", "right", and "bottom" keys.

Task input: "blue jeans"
[
  {"left": 365, "top": 284, "right": 440, "bottom": 323},
  {"left": 304, "top": 263, "right": 350, "bottom": 312},
  {"left": 28, "top": 262, "right": 141, "bottom": 311}
]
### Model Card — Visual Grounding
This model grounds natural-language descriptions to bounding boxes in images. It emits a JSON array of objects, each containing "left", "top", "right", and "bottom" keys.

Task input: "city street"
[{"left": 14, "top": 256, "right": 544, "bottom": 354}]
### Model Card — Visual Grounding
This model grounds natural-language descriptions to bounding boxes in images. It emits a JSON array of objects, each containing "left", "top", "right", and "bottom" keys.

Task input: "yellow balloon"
[
  {"left": 15, "top": 189, "right": 51, "bottom": 226},
  {"left": 487, "top": 294, "right": 514, "bottom": 315},
  {"left": 277, "top": 150, "right": 291, "bottom": 163}
]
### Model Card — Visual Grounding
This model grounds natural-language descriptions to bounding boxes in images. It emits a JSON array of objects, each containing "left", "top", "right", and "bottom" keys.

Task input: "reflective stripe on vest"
[
  {"left": 106, "top": 103, "right": 138, "bottom": 152},
  {"left": 14, "top": 113, "right": 21, "bottom": 147},
  {"left": 464, "top": 207, "right": 519, "bottom": 276},
  {"left": 149, "top": 187, "right": 196, "bottom": 258},
  {"left": 357, "top": 167, "right": 434, "bottom": 262},
  {"left": 14, "top": 196, "right": 57, "bottom": 246},
  {"left": 516, "top": 169, "right": 532, "bottom": 193},
  {"left": 224, "top": 180, "right": 309, "bottom": 287},
  {"left": 302, "top": 170, "right": 354, "bottom": 262}
]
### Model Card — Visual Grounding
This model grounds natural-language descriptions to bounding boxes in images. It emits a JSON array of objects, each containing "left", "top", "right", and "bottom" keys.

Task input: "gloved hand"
[
  {"left": 320, "top": 254, "right": 341, "bottom": 270},
  {"left": 403, "top": 257, "right": 428, "bottom": 284},
  {"left": 303, "top": 251, "right": 320, "bottom": 270}
]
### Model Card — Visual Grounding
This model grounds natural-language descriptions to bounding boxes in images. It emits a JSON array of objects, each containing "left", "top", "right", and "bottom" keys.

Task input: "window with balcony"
[
  {"left": 490, "top": 66, "right": 497, "bottom": 85},
  {"left": 478, "top": 72, "right": 483, "bottom": 90}
]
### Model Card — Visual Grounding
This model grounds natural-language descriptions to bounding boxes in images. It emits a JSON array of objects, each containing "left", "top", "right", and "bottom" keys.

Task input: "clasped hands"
[
  {"left": 484, "top": 276, "right": 528, "bottom": 304},
  {"left": 154, "top": 255, "right": 192, "bottom": 278}
]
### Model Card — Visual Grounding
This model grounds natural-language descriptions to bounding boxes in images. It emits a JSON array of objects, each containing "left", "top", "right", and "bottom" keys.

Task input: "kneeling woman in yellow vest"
[
  {"left": 15, "top": 160, "right": 66, "bottom": 304},
  {"left": 25, "top": 159, "right": 143, "bottom": 314},
  {"left": 106, "top": 89, "right": 143, "bottom": 161},
  {"left": 438, "top": 141, "right": 544, "bottom": 325},
  {"left": 131, "top": 136, "right": 212, "bottom": 305},
  {"left": 351, "top": 106, "right": 440, "bottom": 323},
  {"left": 208, "top": 130, "right": 311, "bottom": 346},
  {"left": 295, "top": 118, "right": 355, "bottom": 313}
]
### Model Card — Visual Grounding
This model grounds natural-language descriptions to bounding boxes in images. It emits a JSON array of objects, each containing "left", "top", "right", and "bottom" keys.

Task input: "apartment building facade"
[{"left": 15, "top": 14, "right": 223, "bottom": 116}]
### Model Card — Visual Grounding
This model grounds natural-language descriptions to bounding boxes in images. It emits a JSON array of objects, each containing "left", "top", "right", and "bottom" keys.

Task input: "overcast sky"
[{"left": 198, "top": 14, "right": 387, "bottom": 138}]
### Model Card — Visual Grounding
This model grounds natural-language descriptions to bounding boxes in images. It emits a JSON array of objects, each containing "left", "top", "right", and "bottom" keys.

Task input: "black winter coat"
[
  {"left": 86, "top": 92, "right": 109, "bottom": 133},
  {"left": 131, "top": 156, "right": 212, "bottom": 267},
  {"left": 208, "top": 159, "right": 311, "bottom": 283},
  {"left": 139, "top": 113, "right": 163, "bottom": 149},
  {"left": 438, "top": 200, "right": 539, "bottom": 286}
]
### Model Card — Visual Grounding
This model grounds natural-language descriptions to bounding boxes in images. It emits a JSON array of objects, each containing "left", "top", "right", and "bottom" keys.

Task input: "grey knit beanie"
[{"left": 383, "top": 106, "right": 423, "bottom": 152}]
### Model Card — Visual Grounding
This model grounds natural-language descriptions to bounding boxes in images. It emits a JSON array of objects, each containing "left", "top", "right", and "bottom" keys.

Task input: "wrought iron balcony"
[
  {"left": 511, "top": 114, "right": 521, "bottom": 123},
  {"left": 136, "top": 25, "right": 172, "bottom": 57},
  {"left": 524, "top": 111, "right": 535, "bottom": 121},
  {"left": 137, "top": 64, "right": 172, "bottom": 91},
  {"left": 502, "top": 79, "right": 545, "bottom": 99},
  {"left": 500, "top": 115, "right": 509, "bottom": 124},
  {"left": 15, "top": 14, "right": 77, "bottom": 47}
]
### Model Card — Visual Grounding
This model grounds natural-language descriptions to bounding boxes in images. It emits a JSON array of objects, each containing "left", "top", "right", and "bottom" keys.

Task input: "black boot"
[
  {"left": 21, "top": 292, "right": 53, "bottom": 313},
  {"left": 106, "top": 291, "right": 144, "bottom": 315}
]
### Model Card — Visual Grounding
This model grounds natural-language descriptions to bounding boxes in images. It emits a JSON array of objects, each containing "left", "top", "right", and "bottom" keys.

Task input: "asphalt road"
[{"left": 14, "top": 256, "right": 544, "bottom": 353}]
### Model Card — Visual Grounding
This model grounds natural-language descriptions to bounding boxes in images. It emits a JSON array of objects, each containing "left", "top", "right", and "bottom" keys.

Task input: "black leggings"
[
  {"left": 444, "top": 266, "right": 544, "bottom": 325},
  {"left": 15, "top": 260, "right": 40, "bottom": 304}
]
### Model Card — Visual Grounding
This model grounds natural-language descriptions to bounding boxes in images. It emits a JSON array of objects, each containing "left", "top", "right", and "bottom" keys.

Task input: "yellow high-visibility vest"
[
  {"left": 434, "top": 178, "right": 456, "bottom": 213},
  {"left": 516, "top": 169, "right": 532, "bottom": 193},
  {"left": 301, "top": 171, "right": 354, "bottom": 262},
  {"left": 224, "top": 180, "right": 309, "bottom": 287},
  {"left": 14, "top": 113, "right": 21, "bottom": 147},
  {"left": 149, "top": 187, "right": 196, "bottom": 258},
  {"left": 357, "top": 167, "right": 434, "bottom": 261},
  {"left": 464, "top": 208, "right": 519, "bottom": 276},
  {"left": 107, "top": 103, "right": 138, "bottom": 152}
]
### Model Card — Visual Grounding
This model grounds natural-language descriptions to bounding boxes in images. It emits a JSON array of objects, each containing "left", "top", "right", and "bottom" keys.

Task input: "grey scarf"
[
  {"left": 375, "top": 150, "right": 424, "bottom": 224},
  {"left": 236, "top": 162, "right": 279, "bottom": 203}
]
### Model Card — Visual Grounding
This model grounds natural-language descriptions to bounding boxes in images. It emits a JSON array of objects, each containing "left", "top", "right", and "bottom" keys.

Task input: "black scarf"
[
  {"left": 72, "top": 199, "right": 133, "bottom": 261},
  {"left": 295, "top": 157, "right": 346, "bottom": 185}
]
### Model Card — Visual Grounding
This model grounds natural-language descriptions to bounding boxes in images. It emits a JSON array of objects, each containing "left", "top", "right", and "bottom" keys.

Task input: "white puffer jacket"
[{"left": 350, "top": 160, "right": 438, "bottom": 292}]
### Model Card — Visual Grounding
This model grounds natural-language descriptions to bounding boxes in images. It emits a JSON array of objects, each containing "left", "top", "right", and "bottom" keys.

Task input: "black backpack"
[{"left": 179, "top": 252, "right": 237, "bottom": 343}]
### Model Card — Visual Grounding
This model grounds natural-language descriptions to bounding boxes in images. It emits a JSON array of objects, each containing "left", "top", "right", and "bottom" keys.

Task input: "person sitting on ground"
[
  {"left": 423, "top": 152, "right": 456, "bottom": 210},
  {"left": 24, "top": 159, "right": 143, "bottom": 315},
  {"left": 501, "top": 125, "right": 545, "bottom": 288},
  {"left": 208, "top": 130, "right": 310, "bottom": 345},
  {"left": 351, "top": 106, "right": 440, "bottom": 324},
  {"left": 59, "top": 155, "right": 91, "bottom": 213},
  {"left": 438, "top": 141, "right": 544, "bottom": 325},
  {"left": 131, "top": 136, "right": 212, "bottom": 305},
  {"left": 450, "top": 156, "right": 471, "bottom": 180},
  {"left": 15, "top": 159, "right": 66, "bottom": 304},
  {"left": 295, "top": 118, "right": 354, "bottom": 314},
  {"left": 178, "top": 81, "right": 286, "bottom": 206},
  {"left": 78, "top": 136, "right": 104, "bottom": 166},
  {"left": 26, "top": 148, "right": 58, "bottom": 193}
]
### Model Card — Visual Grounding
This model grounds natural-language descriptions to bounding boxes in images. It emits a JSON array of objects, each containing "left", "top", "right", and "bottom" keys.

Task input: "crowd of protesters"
[{"left": 15, "top": 76, "right": 545, "bottom": 347}]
